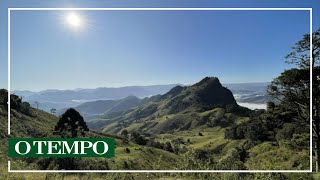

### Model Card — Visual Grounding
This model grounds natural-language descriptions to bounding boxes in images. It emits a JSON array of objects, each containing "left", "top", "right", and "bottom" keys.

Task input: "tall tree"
[
  {"left": 50, "top": 108, "right": 57, "bottom": 115},
  {"left": 0, "top": 89, "right": 8, "bottom": 110},
  {"left": 34, "top": 101, "right": 39, "bottom": 110},
  {"left": 268, "top": 28, "right": 320, "bottom": 171},
  {"left": 54, "top": 108, "right": 89, "bottom": 138},
  {"left": 53, "top": 108, "right": 89, "bottom": 170}
]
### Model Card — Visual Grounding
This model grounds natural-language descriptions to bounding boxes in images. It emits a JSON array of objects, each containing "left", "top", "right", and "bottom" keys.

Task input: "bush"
[
  {"left": 147, "top": 139, "right": 163, "bottom": 149},
  {"left": 125, "top": 148, "right": 130, "bottom": 153},
  {"left": 19, "top": 102, "right": 31, "bottom": 115},
  {"left": 8, "top": 94, "right": 32, "bottom": 115},
  {"left": 0, "top": 89, "right": 8, "bottom": 109},
  {"left": 225, "top": 120, "right": 267, "bottom": 142},
  {"left": 216, "top": 148, "right": 246, "bottom": 170},
  {"left": 182, "top": 149, "right": 214, "bottom": 170},
  {"left": 224, "top": 126, "right": 237, "bottom": 139},
  {"left": 131, "top": 132, "right": 148, "bottom": 145},
  {"left": 163, "top": 142, "right": 174, "bottom": 152},
  {"left": 290, "top": 133, "right": 309, "bottom": 150},
  {"left": 244, "top": 121, "right": 267, "bottom": 141},
  {"left": 275, "top": 122, "right": 309, "bottom": 149},
  {"left": 121, "top": 129, "right": 129, "bottom": 139},
  {"left": 135, "top": 135, "right": 147, "bottom": 145},
  {"left": 276, "top": 123, "right": 296, "bottom": 141},
  {"left": 253, "top": 173, "right": 287, "bottom": 180},
  {"left": 278, "top": 132, "right": 309, "bottom": 150},
  {"left": 123, "top": 161, "right": 130, "bottom": 169}
]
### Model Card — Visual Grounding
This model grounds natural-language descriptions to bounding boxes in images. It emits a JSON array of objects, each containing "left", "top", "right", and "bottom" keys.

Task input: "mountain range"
[
  {"left": 13, "top": 84, "right": 177, "bottom": 111},
  {"left": 57, "top": 95, "right": 146, "bottom": 121},
  {"left": 87, "top": 77, "right": 247, "bottom": 133},
  {"left": 1, "top": 77, "right": 309, "bottom": 173},
  {"left": 13, "top": 82, "right": 270, "bottom": 114}
]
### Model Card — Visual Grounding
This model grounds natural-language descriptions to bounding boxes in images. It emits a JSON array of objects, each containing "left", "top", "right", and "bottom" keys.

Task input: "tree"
[
  {"left": 54, "top": 108, "right": 89, "bottom": 138},
  {"left": 121, "top": 129, "right": 129, "bottom": 139},
  {"left": 268, "top": 68, "right": 310, "bottom": 123},
  {"left": 34, "top": 101, "right": 39, "bottom": 109},
  {"left": 50, "top": 108, "right": 57, "bottom": 115},
  {"left": 53, "top": 108, "right": 89, "bottom": 170},
  {"left": 267, "top": 101, "right": 275, "bottom": 111},
  {"left": 0, "top": 89, "right": 8, "bottom": 110},
  {"left": 164, "top": 142, "right": 174, "bottom": 152},
  {"left": 268, "top": 28, "right": 320, "bottom": 171},
  {"left": 121, "top": 129, "right": 129, "bottom": 144}
]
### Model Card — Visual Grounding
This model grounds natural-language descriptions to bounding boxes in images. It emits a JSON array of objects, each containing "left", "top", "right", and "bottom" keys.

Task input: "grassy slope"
[
  {"left": 0, "top": 107, "right": 58, "bottom": 179},
  {"left": 0, "top": 107, "right": 183, "bottom": 179},
  {"left": 102, "top": 107, "right": 310, "bottom": 171},
  {"left": 245, "top": 142, "right": 309, "bottom": 170},
  {"left": 0, "top": 84, "right": 313, "bottom": 180}
]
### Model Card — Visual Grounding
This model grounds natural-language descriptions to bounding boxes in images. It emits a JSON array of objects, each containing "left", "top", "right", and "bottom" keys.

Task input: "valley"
[{"left": 1, "top": 76, "right": 310, "bottom": 177}]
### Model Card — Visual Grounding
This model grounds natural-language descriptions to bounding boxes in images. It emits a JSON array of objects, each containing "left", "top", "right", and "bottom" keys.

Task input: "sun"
[{"left": 65, "top": 12, "right": 82, "bottom": 29}]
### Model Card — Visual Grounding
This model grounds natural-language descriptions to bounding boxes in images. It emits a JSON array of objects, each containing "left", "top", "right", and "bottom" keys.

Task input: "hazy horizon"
[
  {"left": 11, "top": 80, "right": 270, "bottom": 92},
  {"left": 5, "top": 9, "right": 311, "bottom": 91}
]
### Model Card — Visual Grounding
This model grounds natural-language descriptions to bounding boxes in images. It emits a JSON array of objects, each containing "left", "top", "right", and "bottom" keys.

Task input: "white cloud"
[{"left": 237, "top": 102, "right": 266, "bottom": 110}]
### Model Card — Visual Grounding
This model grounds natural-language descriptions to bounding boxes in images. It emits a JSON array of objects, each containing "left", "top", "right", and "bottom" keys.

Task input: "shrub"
[
  {"left": 123, "top": 161, "right": 130, "bottom": 169},
  {"left": 121, "top": 129, "right": 129, "bottom": 139},
  {"left": 125, "top": 148, "right": 130, "bottom": 153},
  {"left": 216, "top": 148, "right": 246, "bottom": 170},
  {"left": 290, "top": 133, "right": 309, "bottom": 150},
  {"left": 163, "top": 142, "right": 174, "bottom": 152},
  {"left": 276, "top": 123, "right": 296, "bottom": 142},
  {"left": 182, "top": 149, "right": 214, "bottom": 170},
  {"left": 244, "top": 121, "right": 267, "bottom": 141},
  {"left": 225, "top": 120, "right": 267, "bottom": 142},
  {"left": 0, "top": 89, "right": 8, "bottom": 109}
]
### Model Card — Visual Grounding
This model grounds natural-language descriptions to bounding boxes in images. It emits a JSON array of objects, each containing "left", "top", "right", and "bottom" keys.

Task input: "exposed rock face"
[{"left": 192, "top": 77, "right": 237, "bottom": 107}]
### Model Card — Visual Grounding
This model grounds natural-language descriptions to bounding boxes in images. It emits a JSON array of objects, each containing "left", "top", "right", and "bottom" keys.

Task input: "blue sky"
[{"left": 0, "top": 0, "right": 319, "bottom": 91}]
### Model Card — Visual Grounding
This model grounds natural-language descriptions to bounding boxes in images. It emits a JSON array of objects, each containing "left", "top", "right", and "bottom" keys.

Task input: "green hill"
[
  {"left": 87, "top": 77, "right": 310, "bottom": 173},
  {"left": 58, "top": 95, "right": 145, "bottom": 121},
  {"left": 0, "top": 89, "right": 183, "bottom": 179},
  {"left": 92, "top": 77, "right": 240, "bottom": 134},
  {"left": 0, "top": 78, "right": 312, "bottom": 179}
]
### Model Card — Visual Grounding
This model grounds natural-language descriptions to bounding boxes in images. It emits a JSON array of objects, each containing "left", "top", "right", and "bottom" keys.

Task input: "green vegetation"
[
  {"left": 58, "top": 95, "right": 145, "bottom": 121},
  {"left": 1, "top": 29, "right": 319, "bottom": 179},
  {"left": 0, "top": 93, "right": 184, "bottom": 179},
  {"left": 54, "top": 108, "right": 89, "bottom": 138},
  {"left": 95, "top": 74, "right": 309, "bottom": 172},
  {"left": 0, "top": 87, "right": 311, "bottom": 179}
]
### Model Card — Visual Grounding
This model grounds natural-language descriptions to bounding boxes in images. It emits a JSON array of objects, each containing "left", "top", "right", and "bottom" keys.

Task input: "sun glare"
[{"left": 65, "top": 12, "right": 82, "bottom": 29}]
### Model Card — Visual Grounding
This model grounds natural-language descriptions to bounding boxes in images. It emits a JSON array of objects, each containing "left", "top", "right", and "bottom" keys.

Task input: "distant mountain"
[
  {"left": 13, "top": 82, "right": 270, "bottom": 112},
  {"left": 223, "top": 82, "right": 270, "bottom": 109},
  {"left": 13, "top": 84, "right": 177, "bottom": 112},
  {"left": 65, "top": 82, "right": 270, "bottom": 122},
  {"left": 223, "top": 82, "right": 269, "bottom": 93},
  {"left": 57, "top": 95, "right": 146, "bottom": 121},
  {"left": 89, "top": 77, "right": 244, "bottom": 133}
]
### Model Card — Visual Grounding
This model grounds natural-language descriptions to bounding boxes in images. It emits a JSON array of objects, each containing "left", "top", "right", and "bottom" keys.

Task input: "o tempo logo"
[{"left": 8, "top": 138, "right": 115, "bottom": 158}]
